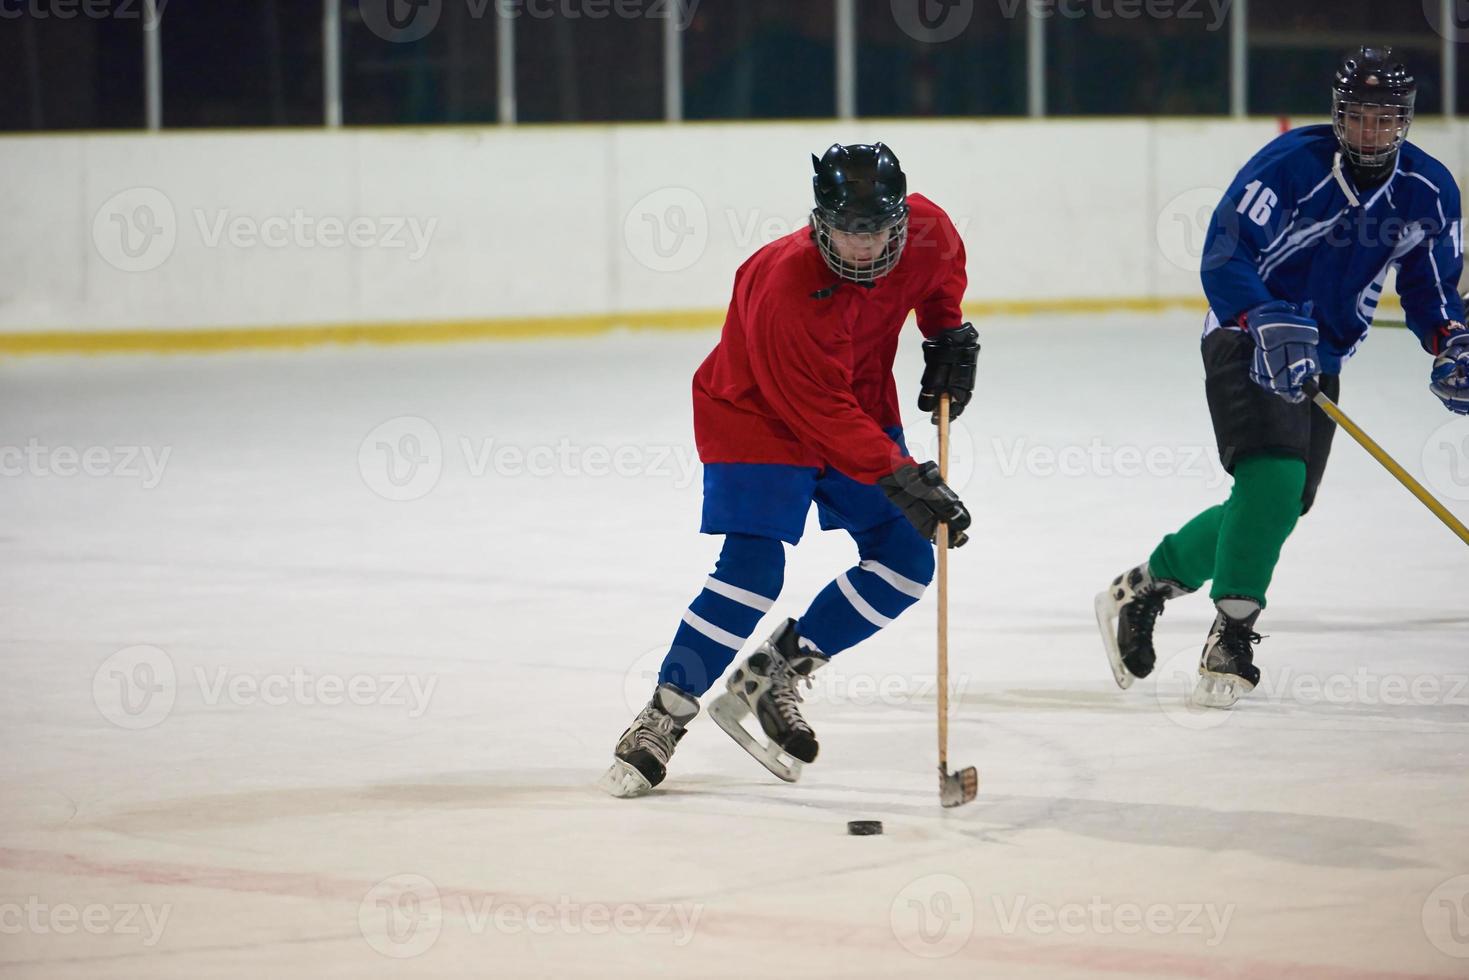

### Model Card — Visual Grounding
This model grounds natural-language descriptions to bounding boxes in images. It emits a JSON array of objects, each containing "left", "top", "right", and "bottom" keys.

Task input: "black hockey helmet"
[
  {"left": 1332, "top": 47, "right": 1416, "bottom": 179},
  {"left": 810, "top": 143, "right": 910, "bottom": 284}
]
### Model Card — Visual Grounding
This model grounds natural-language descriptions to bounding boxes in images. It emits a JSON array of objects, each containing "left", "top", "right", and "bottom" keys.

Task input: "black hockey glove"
[
  {"left": 878, "top": 462, "right": 971, "bottom": 548},
  {"left": 918, "top": 323, "right": 980, "bottom": 424}
]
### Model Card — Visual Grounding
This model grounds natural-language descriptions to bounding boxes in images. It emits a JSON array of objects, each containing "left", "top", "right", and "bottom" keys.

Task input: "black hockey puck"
[{"left": 847, "top": 820, "right": 883, "bottom": 836}]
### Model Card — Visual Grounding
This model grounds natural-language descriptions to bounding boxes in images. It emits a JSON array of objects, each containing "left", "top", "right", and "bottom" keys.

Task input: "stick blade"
[{"left": 939, "top": 765, "right": 979, "bottom": 807}]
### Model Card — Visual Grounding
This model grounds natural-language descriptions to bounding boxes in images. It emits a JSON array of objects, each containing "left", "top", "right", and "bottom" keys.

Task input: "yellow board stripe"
[
  {"left": 0, "top": 294, "right": 1408, "bottom": 357},
  {"left": 0, "top": 309, "right": 726, "bottom": 357}
]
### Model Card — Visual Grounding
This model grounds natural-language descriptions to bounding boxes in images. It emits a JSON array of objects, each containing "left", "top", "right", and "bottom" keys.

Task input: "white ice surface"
[{"left": 2, "top": 312, "right": 1467, "bottom": 979}]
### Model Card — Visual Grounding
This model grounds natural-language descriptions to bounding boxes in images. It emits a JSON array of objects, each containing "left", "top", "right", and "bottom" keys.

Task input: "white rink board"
[{"left": 1, "top": 119, "right": 1463, "bottom": 332}]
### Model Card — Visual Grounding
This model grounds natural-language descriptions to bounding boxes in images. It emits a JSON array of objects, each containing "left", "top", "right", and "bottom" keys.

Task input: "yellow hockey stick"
[{"left": 1304, "top": 379, "right": 1469, "bottom": 547}]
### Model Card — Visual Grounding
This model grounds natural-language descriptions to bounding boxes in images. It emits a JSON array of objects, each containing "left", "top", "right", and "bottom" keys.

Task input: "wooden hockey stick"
[
  {"left": 936, "top": 393, "right": 978, "bottom": 808},
  {"left": 1304, "top": 378, "right": 1469, "bottom": 547}
]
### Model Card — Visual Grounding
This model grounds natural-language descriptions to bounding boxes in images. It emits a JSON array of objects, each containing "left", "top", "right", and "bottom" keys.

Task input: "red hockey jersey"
[{"left": 692, "top": 193, "right": 968, "bottom": 484}]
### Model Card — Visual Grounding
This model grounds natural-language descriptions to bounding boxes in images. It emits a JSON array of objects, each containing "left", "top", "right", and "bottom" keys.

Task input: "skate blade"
[
  {"left": 1189, "top": 671, "right": 1255, "bottom": 709},
  {"left": 708, "top": 693, "right": 803, "bottom": 783},
  {"left": 597, "top": 759, "right": 654, "bottom": 799},
  {"left": 940, "top": 765, "right": 979, "bottom": 807},
  {"left": 1093, "top": 589, "right": 1136, "bottom": 691}
]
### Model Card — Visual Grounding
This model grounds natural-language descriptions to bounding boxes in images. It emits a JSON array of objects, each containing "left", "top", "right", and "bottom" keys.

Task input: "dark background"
[{"left": 0, "top": 0, "right": 1462, "bottom": 130}]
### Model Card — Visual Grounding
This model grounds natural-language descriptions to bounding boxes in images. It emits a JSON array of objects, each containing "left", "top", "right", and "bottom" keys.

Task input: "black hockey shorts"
[{"left": 1202, "top": 328, "right": 1340, "bottom": 517}]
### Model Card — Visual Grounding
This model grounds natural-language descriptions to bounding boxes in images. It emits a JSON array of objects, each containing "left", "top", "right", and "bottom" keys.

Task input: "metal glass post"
[
  {"left": 664, "top": 1, "right": 683, "bottom": 121},
  {"left": 1026, "top": 0, "right": 1045, "bottom": 118},
  {"left": 498, "top": 0, "right": 517, "bottom": 124},
  {"left": 144, "top": 0, "right": 162, "bottom": 130},
  {"left": 1230, "top": 0, "right": 1247, "bottom": 118},
  {"left": 1444, "top": 0, "right": 1458, "bottom": 117},
  {"left": 323, "top": 0, "right": 343, "bottom": 127},
  {"left": 836, "top": 0, "right": 856, "bottom": 120}
]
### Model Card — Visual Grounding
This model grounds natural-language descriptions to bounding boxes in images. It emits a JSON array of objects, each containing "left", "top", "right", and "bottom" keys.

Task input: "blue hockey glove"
[
  {"left": 1430, "top": 322, "right": 1469, "bottom": 415},
  {"left": 1243, "top": 301, "right": 1320, "bottom": 404}
]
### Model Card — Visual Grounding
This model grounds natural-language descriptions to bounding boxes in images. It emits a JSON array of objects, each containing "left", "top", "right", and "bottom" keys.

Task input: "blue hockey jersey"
[{"left": 1201, "top": 125, "right": 1464, "bottom": 373}]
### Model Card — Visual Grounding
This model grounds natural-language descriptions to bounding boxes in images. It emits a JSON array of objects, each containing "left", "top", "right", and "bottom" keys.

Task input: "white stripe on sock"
[
  {"left": 838, "top": 572, "right": 893, "bottom": 628},
  {"left": 681, "top": 609, "right": 746, "bottom": 650},
  {"left": 858, "top": 560, "right": 927, "bottom": 599},
  {"left": 703, "top": 576, "right": 775, "bottom": 612}
]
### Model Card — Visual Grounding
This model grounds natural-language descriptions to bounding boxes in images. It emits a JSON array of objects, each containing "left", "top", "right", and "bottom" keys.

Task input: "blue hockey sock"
[
  {"left": 797, "top": 518, "right": 934, "bottom": 657},
  {"left": 658, "top": 534, "right": 785, "bottom": 696}
]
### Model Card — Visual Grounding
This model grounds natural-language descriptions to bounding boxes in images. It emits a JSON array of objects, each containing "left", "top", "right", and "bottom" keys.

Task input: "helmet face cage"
[
  {"left": 810, "top": 206, "right": 909, "bottom": 285},
  {"left": 1332, "top": 90, "right": 1414, "bottom": 171}
]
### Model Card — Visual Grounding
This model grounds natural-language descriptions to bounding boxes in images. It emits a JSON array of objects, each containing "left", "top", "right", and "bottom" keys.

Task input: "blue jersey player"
[{"left": 1097, "top": 48, "right": 1469, "bottom": 708}]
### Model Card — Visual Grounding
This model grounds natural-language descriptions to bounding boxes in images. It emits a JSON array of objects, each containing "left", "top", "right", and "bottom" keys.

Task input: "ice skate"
[
  {"left": 598, "top": 683, "right": 700, "bottom": 798},
  {"left": 1190, "top": 599, "right": 1264, "bottom": 709},
  {"left": 708, "top": 619, "right": 828, "bottom": 783},
  {"left": 1095, "top": 562, "right": 1194, "bottom": 689}
]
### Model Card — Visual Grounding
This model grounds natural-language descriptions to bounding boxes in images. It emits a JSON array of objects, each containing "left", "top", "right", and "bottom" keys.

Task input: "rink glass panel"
[
  {"left": 1461, "top": 44, "right": 1469, "bottom": 122},
  {"left": 1247, "top": 0, "right": 1445, "bottom": 116},
  {"left": 342, "top": 0, "right": 501, "bottom": 126},
  {"left": 0, "top": 13, "right": 145, "bottom": 130},
  {"left": 0, "top": 1, "right": 1464, "bottom": 131},
  {"left": 514, "top": 9, "right": 663, "bottom": 123},
  {"left": 1043, "top": 6, "right": 1229, "bottom": 115},
  {"left": 855, "top": 1, "right": 1026, "bottom": 117},
  {"left": 161, "top": 0, "right": 325, "bottom": 128},
  {"left": 682, "top": 1, "right": 836, "bottom": 120}
]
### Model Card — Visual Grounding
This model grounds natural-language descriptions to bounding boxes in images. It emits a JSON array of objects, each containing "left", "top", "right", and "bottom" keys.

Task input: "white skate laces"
[
  {"left": 769, "top": 662, "right": 816, "bottom": 732},
  {"left": 629, "top": 704, "right": 679, "bottom": 762},
  {"left": 769, "top": 638, "right": 830, "bottom": 730},
  {"left": 601, "top": 684, "right": 700, "bottom": 799}
]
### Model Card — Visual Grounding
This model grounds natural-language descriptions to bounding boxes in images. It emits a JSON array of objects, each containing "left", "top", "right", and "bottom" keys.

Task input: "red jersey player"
[{"left": 601, "top": 143, "right": 977, "bottom": 798}]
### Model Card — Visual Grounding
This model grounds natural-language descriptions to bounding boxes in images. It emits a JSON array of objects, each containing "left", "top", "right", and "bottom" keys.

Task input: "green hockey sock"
[
  {"left": 1210, "top": 455, "right": 1307, "bottom": 607},
  {"left": 1147, "top": 455, "right": 1307, "bottom": 606},
  {"left": 1147, "top": 504, "right": 1225, "bottom": 592}
]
